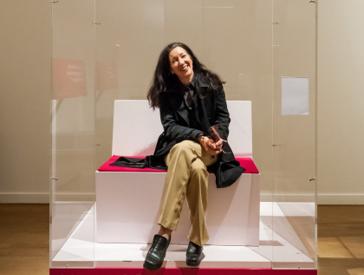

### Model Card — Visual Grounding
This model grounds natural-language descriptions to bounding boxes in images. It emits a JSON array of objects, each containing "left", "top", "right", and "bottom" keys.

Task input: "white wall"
[
  {"left": 317, "top": 0, "right": 364, "bottom": 204},
  {"left": 0, "top": 0, "right": 51, "bottom": 203},
  {"left": 1, "top": 0, "right": 364, "bottom": 204}
]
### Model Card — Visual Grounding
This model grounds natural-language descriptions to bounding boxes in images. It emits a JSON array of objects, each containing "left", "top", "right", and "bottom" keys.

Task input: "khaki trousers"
[{"left": 157, "top": 140, "right": 217, "bottom": 246}]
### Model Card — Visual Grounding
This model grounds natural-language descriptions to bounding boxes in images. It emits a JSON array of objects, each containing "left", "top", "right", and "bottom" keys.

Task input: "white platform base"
[
  {"left": 52, "top": 202, "right": 315, "bottom": 269},
  {"left": 96, "top": 171, "right": 260, "bottom": 246}
]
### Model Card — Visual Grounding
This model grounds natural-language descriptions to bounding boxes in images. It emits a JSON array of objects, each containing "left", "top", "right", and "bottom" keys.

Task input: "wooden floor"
[
  {"left": 0, "top": 204, "right": 48, "bottom": 275},
  {"left": 318, "top": 206, "right": 364, "bottom": 275},
  {"left": 0, "top": 204, "right": 364, "bottom": 275}
]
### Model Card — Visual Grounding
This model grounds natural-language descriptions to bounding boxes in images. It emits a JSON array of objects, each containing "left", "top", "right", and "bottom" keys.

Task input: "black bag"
[
  {"left": 209, "top": 143, "right": 245, "bottom": 188},
  {"left": 110, "top": 156, "right": 167, "bottom": 170},
  {"left": 214, "top": 157, "right": 245, "bottom": 188}
]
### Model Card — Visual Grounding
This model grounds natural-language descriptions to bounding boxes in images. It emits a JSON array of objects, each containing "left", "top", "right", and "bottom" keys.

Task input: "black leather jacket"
[{"left": 154, "top": 76, "right": 230, "bottom": 158}]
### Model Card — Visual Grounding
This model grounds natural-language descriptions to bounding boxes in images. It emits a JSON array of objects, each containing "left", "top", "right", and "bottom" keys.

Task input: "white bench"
[{"left": 95, "top": 100, "right": 260, "bottom": 246}]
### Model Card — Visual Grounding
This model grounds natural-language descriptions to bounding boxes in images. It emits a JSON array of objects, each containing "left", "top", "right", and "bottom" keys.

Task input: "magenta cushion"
[{"left": 98, "top": 155, "right": 259, "bottom": 174}]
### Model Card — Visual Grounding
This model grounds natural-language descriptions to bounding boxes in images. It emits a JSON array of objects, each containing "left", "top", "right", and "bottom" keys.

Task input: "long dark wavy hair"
[{"left": 147, "top": 42, "right": 224, "bottom": 109}]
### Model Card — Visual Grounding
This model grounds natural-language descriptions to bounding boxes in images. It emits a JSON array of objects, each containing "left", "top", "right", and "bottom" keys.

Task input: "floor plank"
[{"left": 318, "top": 205, "right": 364, "bottom": 275}]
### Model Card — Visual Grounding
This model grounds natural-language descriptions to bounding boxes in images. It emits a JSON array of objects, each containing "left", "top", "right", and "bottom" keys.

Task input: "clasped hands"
[{"left": 198, "top": 135, "right": 223, "bottom": 156}]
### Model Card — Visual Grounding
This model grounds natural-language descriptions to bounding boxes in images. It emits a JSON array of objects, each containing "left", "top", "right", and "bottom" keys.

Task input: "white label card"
[{"left": 281, "top": 77, "right": 309, "bottom": 116}]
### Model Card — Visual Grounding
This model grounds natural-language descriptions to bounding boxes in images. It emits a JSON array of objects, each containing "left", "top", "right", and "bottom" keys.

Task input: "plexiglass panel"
[
  {"left": 50, "top": 0, "right": 317, "bottom": 271},
  {"left": 50, "top": 0, "right": 96, "bottom": 267},
  {"left": 272, "top": 0, "right": 317, "bottom": 269}
]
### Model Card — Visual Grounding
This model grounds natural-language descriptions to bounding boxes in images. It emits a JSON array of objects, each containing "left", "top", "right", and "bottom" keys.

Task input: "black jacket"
[{"left": 153, "top": 75, "right": 244, "bottom": 188}]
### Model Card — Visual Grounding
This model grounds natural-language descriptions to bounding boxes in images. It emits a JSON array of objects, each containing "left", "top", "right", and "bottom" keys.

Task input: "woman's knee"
[
  {"left": 170, "top": 140, "right": 199, "bottom": 156},
  {"left": 190, "top": 160, "right": 208, "bottom": 177}
]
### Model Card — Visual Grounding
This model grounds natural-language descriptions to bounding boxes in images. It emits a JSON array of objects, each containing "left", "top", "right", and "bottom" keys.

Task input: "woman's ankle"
[{"left": 158, "top": 227, "right": 172, "bottom": 240}]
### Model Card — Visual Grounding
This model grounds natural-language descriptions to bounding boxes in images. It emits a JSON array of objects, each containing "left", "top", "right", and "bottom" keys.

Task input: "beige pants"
[{"left": 157, "top": 140, "right": 217, "bottom": 246}]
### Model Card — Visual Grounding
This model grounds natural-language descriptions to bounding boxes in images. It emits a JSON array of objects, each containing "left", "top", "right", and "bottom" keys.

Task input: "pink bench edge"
[{"left": 98, "top": 155, "right": 259, "bottom": 174}]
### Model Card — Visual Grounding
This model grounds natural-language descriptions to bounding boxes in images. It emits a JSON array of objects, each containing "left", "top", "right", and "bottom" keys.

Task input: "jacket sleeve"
[
  {"left": 213, "top": 87, "right": 231, "bottom": 139},
  {"left": 159, "top": 103, "right": 204, "bottom": 142}
]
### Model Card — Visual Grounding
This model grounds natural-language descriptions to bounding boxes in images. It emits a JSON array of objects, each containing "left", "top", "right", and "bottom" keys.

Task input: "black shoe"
[
  {"left": 186, "top": 241, "right": 204, "bottom": 267},
  {"left": 143, "top": 234, "right": 170, "bottom": 270}
]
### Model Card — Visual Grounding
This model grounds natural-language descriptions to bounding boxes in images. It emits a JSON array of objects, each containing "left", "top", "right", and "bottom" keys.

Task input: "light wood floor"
[
  {"left": 0, "top": 204, "right": 363, "bottom": 275},
  {"left": 318, "top": 206, "right": 364, "bottom": 275},
  {"left": 0, "top": 204, "right": 48, "bottom": 275}
]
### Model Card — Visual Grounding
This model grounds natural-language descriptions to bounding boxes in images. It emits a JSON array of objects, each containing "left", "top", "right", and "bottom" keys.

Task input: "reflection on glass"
[{"left": 53, "top": 58, "right": 87, "bottom": 99}]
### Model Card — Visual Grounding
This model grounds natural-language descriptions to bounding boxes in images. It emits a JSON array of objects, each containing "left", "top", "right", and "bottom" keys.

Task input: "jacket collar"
[
  {"left": 192, "top": 74, "right": 209, "bottom": 89},
  {"left": 159, "top": 75, "right": 210, "bottom": 128},
  {"left": 166, "top": 73, "right": 210, "bottom": 93},
  {"left": 176, "top": 77, "right": 210, "bottom": 127}
]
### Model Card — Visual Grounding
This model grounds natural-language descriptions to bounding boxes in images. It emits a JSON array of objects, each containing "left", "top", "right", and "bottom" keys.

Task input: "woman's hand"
[
  {"left": 213, "top": 138, "right": 224, "bottom": 151},
  {"left": 199, "top": 136, "right": 223, "bottom": 156}
]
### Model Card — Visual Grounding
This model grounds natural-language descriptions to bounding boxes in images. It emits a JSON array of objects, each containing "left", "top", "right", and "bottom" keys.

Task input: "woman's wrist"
[{"left": 199, "top": 135, "right": 209, "bottom": 145}]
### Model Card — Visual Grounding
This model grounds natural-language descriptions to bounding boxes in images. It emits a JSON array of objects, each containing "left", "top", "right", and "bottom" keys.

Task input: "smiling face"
[{"left": 168, "top": 46, "right": 194, "bottom": 85}]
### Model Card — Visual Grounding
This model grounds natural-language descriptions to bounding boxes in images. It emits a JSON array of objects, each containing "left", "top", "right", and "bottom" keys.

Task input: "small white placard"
[{"left": 281, "top": 77, "right": 309, "bottom": 115}]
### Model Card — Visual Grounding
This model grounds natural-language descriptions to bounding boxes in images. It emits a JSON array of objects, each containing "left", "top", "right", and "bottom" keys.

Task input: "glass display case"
[{"left": 50, "top": 0, "right": 317, "bottom": 273}]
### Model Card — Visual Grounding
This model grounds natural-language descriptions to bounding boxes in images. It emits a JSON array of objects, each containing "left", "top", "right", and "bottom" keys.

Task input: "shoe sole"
[
  {"left": 186, "top": 253, "right": 205, "bottom": 267},
  {"left": 143, "top": 260, "right": 163, "bottom": 270}
]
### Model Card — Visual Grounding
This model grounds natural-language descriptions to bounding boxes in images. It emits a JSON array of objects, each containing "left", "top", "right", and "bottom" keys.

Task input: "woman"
[{"left": 144, "top": 42, "right": 243, "bottom": 269}]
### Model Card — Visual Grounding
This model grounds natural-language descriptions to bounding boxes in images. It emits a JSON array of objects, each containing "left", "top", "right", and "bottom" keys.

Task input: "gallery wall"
[{"left": 0, "top": 0, "right": 363, "bottom": 204}]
